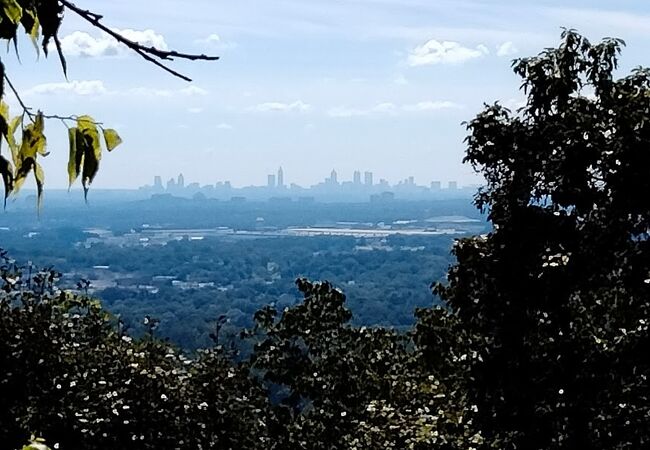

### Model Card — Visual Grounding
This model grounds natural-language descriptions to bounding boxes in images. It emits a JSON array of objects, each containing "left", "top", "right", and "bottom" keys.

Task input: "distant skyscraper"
[
  {"left": 267, "top": 174, "right": 276, "bottom": 188},
  {"left": 353, "top": 170, "right": 361, "bottom": 184},
  {"left": 277, "top": 167, "right": 284, "bottom": 187},
  {"left": 153, "top": 176, "right": 163, "bottom": 190},
  {"left": 330, "top": 169, "right": 338, "bottom": 185},
  {"left": 177, "top": 173, "right": 185, "bottom": 189},
  {"left": 364, "top": 171, "right": 373, "bottom": 186},
  {"left": 408, "top": 176, "right": 415, "bottom": 185},
  {"left": 166, "top": 178, "right": 176, "bottom": 191},
  {"left": 431, "top": 181, "right": 441, "bottom": 190},
  {"left": 448, "top": 181, "right": 458, "bottom": 190}
]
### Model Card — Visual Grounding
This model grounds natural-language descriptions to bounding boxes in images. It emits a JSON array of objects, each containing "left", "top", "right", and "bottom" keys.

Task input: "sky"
[{"left": 4, "top": 0, "right": 650, "bottom": 189}]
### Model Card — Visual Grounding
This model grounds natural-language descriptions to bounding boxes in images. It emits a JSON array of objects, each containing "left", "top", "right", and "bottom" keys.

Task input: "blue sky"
[{"left": 4, "top": 0, "right": 650, "bottom": 189}]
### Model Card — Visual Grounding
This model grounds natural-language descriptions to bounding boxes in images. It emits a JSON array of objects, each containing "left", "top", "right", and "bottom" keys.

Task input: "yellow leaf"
[
  {"left": 2, "top": 0, "right": 23, "bottom": 24},
  {"left": 18, "top": 118, "right": 47, "bottom": 160},
  {"left": 77, "top": 115, "right": 102, "bottom": 161},
  {"left": 102, "top": 128, "right": 123, "bottom": 152},
  {"left": 7, "top": 115, "right": 21, "bottom": 167},
  {"left": 67, "top": 126, "right": 82, "bottom": 188},
  {"left": 34, "top": 160, "right": 44, "bottom": 210}
]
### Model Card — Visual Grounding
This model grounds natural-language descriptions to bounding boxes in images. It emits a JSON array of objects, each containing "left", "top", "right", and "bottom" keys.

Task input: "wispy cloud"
[
  {"left": 217, "top": 123, "right": 233, "bottom": 130},
  {"left": 58, "top": 29, "right": 168, "bottom": 58},
  {"left": 496, "top": 41, "right": 518, "bottom": 57},
  {"left": 250, "top": 101, "right": 311, "bottom": 113},
  {"left": 408, "top": 39, "right": 488, "bottom": 66},
  {"left": 23, "top": 80, "right": 107, "bottom": 96},
  {"left": 328, "top": 101, "right": 461, "bottom": 117},
  {"left": 194, "top": 33, "right": 236, "bottom": 50},
  {"left": 23, "top": 81, "right": 208, "bottom": 99}
]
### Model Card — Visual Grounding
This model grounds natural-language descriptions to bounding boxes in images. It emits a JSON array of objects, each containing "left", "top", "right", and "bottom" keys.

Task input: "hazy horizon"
[{"left": 4, "top": 0, "right": 650, "bottom": 189}]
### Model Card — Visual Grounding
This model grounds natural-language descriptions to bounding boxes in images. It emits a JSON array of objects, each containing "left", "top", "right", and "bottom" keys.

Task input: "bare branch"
[{"left": 59, "top": 0, "right": 220, "bottom": 82}]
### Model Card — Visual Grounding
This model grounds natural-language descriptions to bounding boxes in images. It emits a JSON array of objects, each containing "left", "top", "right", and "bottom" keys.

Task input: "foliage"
[
  {"left": 428, "top": 29, "right": 650, "bottom": 448},
  {"left": 0, "top": 250, "right": 272, "bottom": 450},
  {"left": 0, "top": 0, "right": 217, "bottom": 209}
]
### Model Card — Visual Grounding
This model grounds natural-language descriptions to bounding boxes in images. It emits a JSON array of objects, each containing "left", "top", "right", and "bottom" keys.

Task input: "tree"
[
  {"left": 0, "top": 0, "right": 218, "bottom": 208},
  {"left": 422, "top": 29, "right": 650, "bottom": 449}
]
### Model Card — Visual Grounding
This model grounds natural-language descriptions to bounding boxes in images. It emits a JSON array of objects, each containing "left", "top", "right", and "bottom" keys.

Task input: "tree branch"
[
  {"left": 59, "top": 0, "right": 220, "bottom": 82},
  {"left": 4, "top": 74, "right": 102, "bottom": 126}
]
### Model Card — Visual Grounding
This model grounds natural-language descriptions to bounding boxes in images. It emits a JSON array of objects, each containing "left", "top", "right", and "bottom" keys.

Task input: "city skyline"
[
  {"left": 4, "top": 1, "right": 648, "bottom": 189},
  {"left": 147, "top": 168, "right": 470, "bottom": 191}
]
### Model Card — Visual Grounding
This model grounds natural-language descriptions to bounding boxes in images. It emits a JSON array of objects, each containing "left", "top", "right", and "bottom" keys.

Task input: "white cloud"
[
  {"left": 127, "top": 87, "right": 173, "bottom": 98},
  {"left": 199, "top": 33, "right": 222, "bottom": 44},
  {"left": 58, "top": 29, "right": 168, "bottom": 58},
  {"left": 195, "top": 33, "right": 236, "bottom": 50},
  {"left": 496, "top": 41, "right": 518, "bottom": 57},
  {"left": 23, "top": 80, "right": 107, "bottom": 96},
  {"left": 407, "top": 39, "right": 489, "bottom": 66},
  {"left": 23, "top": 81, "right": 208, "bottom": 100},
  {"left": 394, "top": 75, "right": 409, "bottom": 85},
  {"left": 250, "top": 101, "right": 311, "bottom": 113},
  {"left": 328, "top": 100, "right": 461, "bottom": 117},
  {"left": 180, "top": 85, "right": 209, "bottom": 96},
  {"left": 217, "top": 123, "right": 233, "bottom": 130},
  {"left": 403, "top": 101, "right": 462, "bottom": 111}
]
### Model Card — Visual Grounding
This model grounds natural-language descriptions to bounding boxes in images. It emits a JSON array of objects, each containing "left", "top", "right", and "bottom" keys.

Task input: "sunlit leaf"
[
  {"left": 102, "top": 128, "right": 122, "bottom": 152},
  {"left": 67, "top": 126, "right": 81, "bottom": 188},
  {"left": 77, "top": 115, "right": 102, "bottom": 199},
  {"left": 13, "top": 155, "right": 34, "bottom": 194},
  {"left": 34, "top": 160, "right": 44, "bottom": 210},
  {"left": 19, "top": 112, "right": 47, "bottom": 160},
  {"left": 7, "top": 115, "right": 21, "bottom": 166},
  {"left": 1, "top": 0, "right": 22, "bottom": 25}
]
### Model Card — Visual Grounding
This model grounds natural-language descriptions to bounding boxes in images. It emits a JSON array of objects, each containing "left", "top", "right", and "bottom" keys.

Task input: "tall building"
[
  {"left": 277, "top": 167, "right": 284, "bottom": 188},
  {"left": 153, "top": 176, "right": 163, "bottom": 190},
  {"left": 353, "top": 170, "right": 361, "bottom": 184},
  {"left": 166, "top": 178, "right": 176, "bottom": 191},
  {"left": 431, "top": 181, "right": 441, "bottom": 190},
  {"left": 267, "top": 174, "right": 276, "bottom": 188},
  {"left": 364, "top": 171, "right": 373, "bottom": 186},
  {"left": 330, "top": 169, "right": 338, "bottom": 185},
  {"left": 448, "top": 181, "right": 458, "bottom": 190},
  {"left": 177, "top": 173, "right": 185, "bottom": 189},
  {"left": 408, "top": 176, "right": 415, "bottom": 185}
]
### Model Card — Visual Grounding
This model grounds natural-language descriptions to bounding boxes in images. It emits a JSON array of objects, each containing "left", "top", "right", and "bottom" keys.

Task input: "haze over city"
[{"left": 4, "top": 0, "right": 650, "bottom": 189}]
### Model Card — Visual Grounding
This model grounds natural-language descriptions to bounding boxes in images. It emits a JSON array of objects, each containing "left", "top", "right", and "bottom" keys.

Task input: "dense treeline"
[
  {"left": 4, "top": 234, "right": 458, "bottom": 349},
  {"left": 3, "top": 31, "right": 650, "bottom": 449}
]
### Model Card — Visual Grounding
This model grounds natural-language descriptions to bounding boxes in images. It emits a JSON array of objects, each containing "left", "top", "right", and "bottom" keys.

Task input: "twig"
[
  {"left": 4, "top": 74, "right": 34, "bottom": 122},
  {"left": 59, "top": 0, "right": 220, "bottom": 82}
]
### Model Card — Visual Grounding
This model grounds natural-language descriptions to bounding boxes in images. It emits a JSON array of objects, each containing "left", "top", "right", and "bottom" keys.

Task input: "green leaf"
[
  {"left": 2, "top": 0, "right": 23, "bottom": 24},
  {"left": 102, "top": 128, "right": 122, "bottom": 152}
]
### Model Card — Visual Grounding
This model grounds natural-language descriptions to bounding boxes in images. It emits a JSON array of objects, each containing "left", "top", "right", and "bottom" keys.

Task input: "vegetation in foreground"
[{"left": 3, "top": 30, "right": 650, "bottom": 449}]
